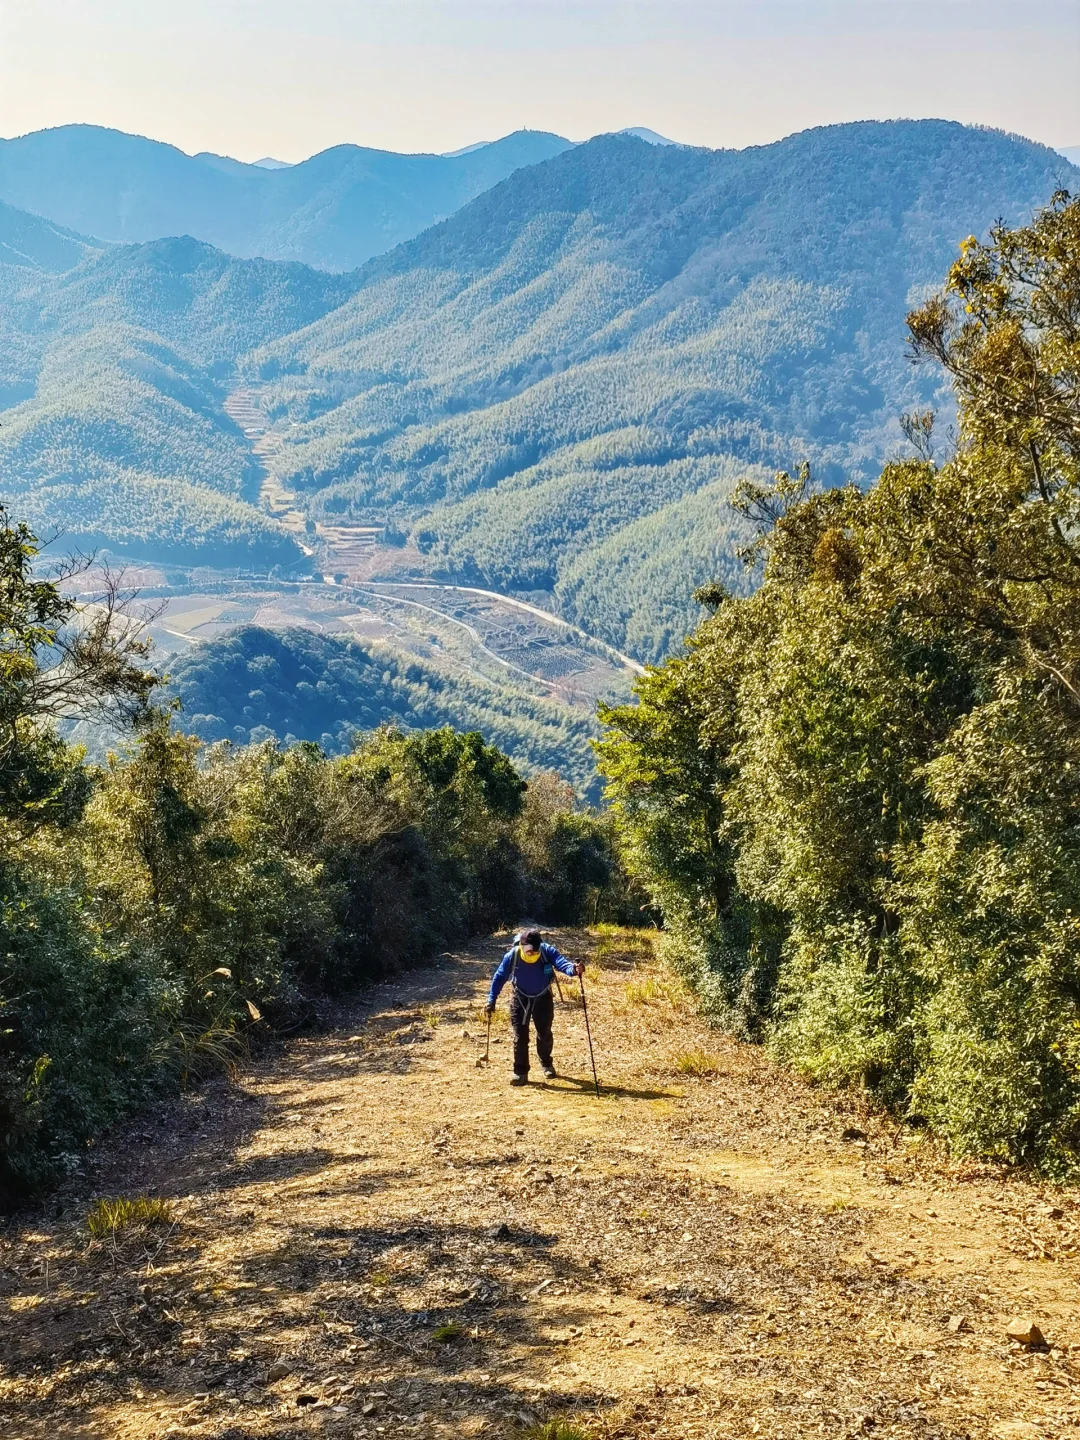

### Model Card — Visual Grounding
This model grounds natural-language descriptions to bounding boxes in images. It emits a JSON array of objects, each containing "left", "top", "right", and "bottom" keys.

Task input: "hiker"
[{"left": 485, "top": 929, "right": 582, "bottom": 1085}]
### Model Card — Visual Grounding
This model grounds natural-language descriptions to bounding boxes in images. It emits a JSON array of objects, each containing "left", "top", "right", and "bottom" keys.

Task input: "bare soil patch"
[{"left": 3, "top": 930, "right": 1080, "bottom": 1439}]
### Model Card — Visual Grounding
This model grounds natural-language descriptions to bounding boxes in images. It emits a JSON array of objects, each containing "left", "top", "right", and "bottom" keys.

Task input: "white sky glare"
[{"left": 0, "top": 1, "right": 1076, "bottom": 161}]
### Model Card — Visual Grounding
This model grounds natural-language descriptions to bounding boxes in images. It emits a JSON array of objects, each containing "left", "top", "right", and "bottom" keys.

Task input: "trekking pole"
[
  {"left": 476, "top": 1007, "right": 492, "bottom": 1068},
  {"left": 553, "top": 974, "right": 565, "bottom": 1004},
  {"left": 578, "top": 970, "right": 600, "bottom": 1098}
]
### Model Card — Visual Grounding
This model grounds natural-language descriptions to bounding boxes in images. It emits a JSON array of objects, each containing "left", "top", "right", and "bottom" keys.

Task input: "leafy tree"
[
  {"left": 513, "top": 771, "right": 616, "bottom": 924},
  {"left": 0, "top": 511, "right": 159, "bottom": 1194},
  {"left": 0, "top": 508, "right": 156, "bottom": 829}
]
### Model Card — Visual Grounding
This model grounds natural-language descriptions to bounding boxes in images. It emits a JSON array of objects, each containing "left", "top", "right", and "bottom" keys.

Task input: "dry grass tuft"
[
  {"left": 153, "top": 1021, "right": 244, "bottom": 1082},
  {"left": 623, "top": 974, "right": 681, "bottom": 1006},
  {"left": 674, "top": 1048, "right": 724, "bottom": 1077},
  {"left": 86, "top": 1196, "right": 175, "bottom": 1239}
]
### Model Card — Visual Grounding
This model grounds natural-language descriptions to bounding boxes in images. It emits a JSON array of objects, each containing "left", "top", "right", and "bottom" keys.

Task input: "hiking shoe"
[
  {"left": 510, "top": 1073, "right": 528, "bottom": 1087},
  {"left": 542, "top": 1065, "right": 557, "bottom": 1079}
]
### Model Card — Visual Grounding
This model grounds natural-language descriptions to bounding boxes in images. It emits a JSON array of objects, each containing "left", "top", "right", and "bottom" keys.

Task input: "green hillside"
[
  {"left": 0, "top": 125, "right": 573, "bottom": 271},
  {"left": 35, "top": 235, "right": 360, "bottom": 363},
  {"left": 0, "top": 235, "right": 362, "bottom": 565},
  {"left": 248, "top": 120, "right": 1078, "bottom": 659},
  {"left": 165, "top": 625, "right": 600, "bottom": 794},
  {"left": 0, "top": 202, "right": 106, "bottom": 406}
]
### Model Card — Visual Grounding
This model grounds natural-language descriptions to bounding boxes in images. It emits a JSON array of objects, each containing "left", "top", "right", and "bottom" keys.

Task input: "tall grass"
[
  {"left": 623, "top": 974, "right": 682, "bottom": 1006},
  {"left": 674, "top": 1048, "right": 723, "bottom": 1076},
  {"left": 86, "top": 1196, "right": 175, "bottom": 1238}
]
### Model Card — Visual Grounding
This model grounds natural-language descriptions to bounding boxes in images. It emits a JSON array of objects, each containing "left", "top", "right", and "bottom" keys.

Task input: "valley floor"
[
  {"left": 140, "top": 577, "right": 633, "bottom": 714},
  {"left": 3, "top": 932, "right": 1079, "bottom": 1439}
]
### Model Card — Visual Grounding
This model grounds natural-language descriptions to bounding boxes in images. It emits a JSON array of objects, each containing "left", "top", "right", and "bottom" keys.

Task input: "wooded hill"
[
  {"left": 0, "top": 228, "right": 361, "bottom": 564},
  {"left": 164, "top": 625, "right": 601, "bottom": 796}
]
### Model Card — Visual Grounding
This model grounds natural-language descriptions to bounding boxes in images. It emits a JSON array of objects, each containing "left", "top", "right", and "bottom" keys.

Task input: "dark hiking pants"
[{"left": 509, "top": 986, "right": 554, "bottom": 1076}]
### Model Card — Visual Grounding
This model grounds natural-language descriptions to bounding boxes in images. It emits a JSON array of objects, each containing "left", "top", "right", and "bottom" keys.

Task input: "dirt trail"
[{"left": 4, "top": 931, "right": 1080, "bottom": 1440}]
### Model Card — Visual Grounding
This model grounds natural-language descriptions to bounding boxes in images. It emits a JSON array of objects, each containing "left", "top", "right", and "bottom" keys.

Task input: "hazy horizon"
[
  {"left": 2, "top": 118, "right": 1077, "bottom": 171},
  {"left": 0, "top": 1, "right": 1076, "bottom": 164}
]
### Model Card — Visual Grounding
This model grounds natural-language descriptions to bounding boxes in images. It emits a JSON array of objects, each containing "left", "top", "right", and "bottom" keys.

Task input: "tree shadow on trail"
[
  {"left": 217, "top": 1214, "right": 614, "bottom": 1430},
  {"left": 0, "top": 943, "right": 670, "bottom": 1437},
  {"left": 3, "top": 1206, "right": 616, "bottom": 1439}
]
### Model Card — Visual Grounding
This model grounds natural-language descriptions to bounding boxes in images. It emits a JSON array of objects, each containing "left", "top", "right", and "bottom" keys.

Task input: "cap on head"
[{"left": 521, "top": 928, "right": 542, "bottom": 950}]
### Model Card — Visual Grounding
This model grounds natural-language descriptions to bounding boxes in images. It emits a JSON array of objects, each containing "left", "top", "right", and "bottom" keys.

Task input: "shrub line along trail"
[{"left": 3, "top": 932, "right": 1080, "bottom": 1439}]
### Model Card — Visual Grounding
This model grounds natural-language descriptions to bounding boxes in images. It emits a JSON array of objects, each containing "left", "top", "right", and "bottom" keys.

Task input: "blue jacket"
[{"left": 488, "top": 940, "right": 577, "bottom": 1005}]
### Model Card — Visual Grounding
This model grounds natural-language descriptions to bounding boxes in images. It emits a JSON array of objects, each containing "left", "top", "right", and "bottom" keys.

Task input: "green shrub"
[
  {"left": 0, "top": 870, "right": 159, "bottom": 1197},
  {"left": 520, "top": 1421, "right": 594, "bottom": 1440}
]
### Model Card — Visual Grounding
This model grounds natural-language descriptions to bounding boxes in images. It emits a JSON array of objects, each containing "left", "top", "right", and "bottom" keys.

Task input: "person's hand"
[
  {"left": 573, "top": 961, "right": 584, "bottom": 977},
  {"left": 484, "top": 1002, "right": 495, "bottom": 1016}
]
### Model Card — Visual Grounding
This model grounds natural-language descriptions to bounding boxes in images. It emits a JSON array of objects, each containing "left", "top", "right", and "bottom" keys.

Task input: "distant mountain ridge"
[
  {"left": 0, "top": 125, "right": 573, "bottom": 271},
  {"left": 617, "top": 127, "right": 679, "bottom": 145}
]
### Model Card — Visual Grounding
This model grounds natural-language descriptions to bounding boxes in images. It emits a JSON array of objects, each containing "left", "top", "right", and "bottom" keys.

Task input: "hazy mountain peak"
[
  {"left": 190, "top": 151, "right": 293, "bottom": 176},
  {"left": 617, "top": 127, "right": 679, "bottom": 146},
  {"left": 442, "top": 129, "right": 571, "bottom": 159},
  {"left": 442, "top": 140, "right": 492, "bottom": 157}
]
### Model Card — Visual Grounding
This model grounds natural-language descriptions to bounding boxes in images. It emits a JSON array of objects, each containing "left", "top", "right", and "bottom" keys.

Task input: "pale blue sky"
[{"left": 0, "top": 1, "right": 1076, "bottom": 160}]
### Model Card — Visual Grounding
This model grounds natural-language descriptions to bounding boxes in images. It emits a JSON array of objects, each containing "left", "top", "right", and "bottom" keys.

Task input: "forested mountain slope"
[
  {"left": 0, "top": 125, "right": 572, "bottom": 270},
  {"left": 249, "top": 120, "right": 1078, "bottom": 660},
  {"left": 0, "top": 203, "right": 108, "bottom": 407},
  {"left": 0, "top": 233, "right": 361, "bottom": 563},
  {"left": 0, "top": 198, "right": 101, "bottom": 274}
]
